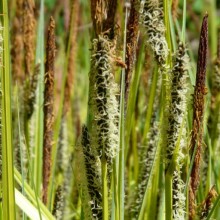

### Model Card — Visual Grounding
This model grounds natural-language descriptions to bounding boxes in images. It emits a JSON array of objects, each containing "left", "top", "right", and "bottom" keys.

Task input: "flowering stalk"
[
  {"left": 55, "top": 118, "right": 73, "bottom": 218},
  {"left": 189, "top": 14, "right": 208, "bottom": 220},
  {"left": 78, "top": 125, "right": 102, "bottom": 219},
  {"left": 172, "top": 126, "right": 186, "bottom": 220},
  {"left": 23, "top": 0, "right": 36, "bottom": 76},
  {"left": 23, "top": 64, "right": 39, "bottom": 119},
  {"left": 11, "top": 0, "right": 24, "bottom": 82},
  {"left": 163, "top": 42, "right": 188, "bottom": 220},
  {"left": 42, "top": 17, "right": 55, "bottom": 205},
  {"left": 165, "top": 42, "right": 188, "bottom": 171},
  {"left": 52, "top": 185, "right": 64, "bottom": 220},
  {"left": 89, "top": 34, "right": 119, "bottom": 181},
  {"left": 90, "top": 0, "right": 117, "bottom": 39},
  {"left": 78, "top": 1, "right": 119, "bottom": 218},
  {"left": 139, "top": 0, "right": 168, "bottom": 67}
]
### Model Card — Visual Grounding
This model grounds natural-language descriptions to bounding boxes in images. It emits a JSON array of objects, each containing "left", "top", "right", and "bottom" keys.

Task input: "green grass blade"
[
  {"left": 14, "top": 168, "right": 55, "bottom": 220},
  {"left": 15, "top": 189, "right": 46, "bottom": 220},
  {"left": 15, "top": 85, "right": 26, "bottom": 219},
  {"left": 33, "top": 0, "right": 45, "bottom": 196},
  {"left": 1, "top": 1, "right": 16, "bottom": 219},
  {"left": 142, "top": 65, "right": 159, "bottom": 142},
  {"left": 102, "top": 157, "right": 108, "bottom": 220},
  {"left": 118, "top": 5, "right": 129, "bottom": 220},
  {"left": 181, "top": 0, "right": 186, "bottom": 43},
  {"left": 125, "top": 42, "right": 144, "bottom": 159}
]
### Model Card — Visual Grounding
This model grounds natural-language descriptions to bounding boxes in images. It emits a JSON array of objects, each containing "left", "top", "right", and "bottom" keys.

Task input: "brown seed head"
[
  {"left": 23, "top": 0, "right": 36, "bottom": 76},
  {"left": 189, "top": 14, "right": 208, "bottom": 220},
  {"left": 199, "top": 186, "right": 218, "bottom": 219},
  {"left": 91, "top": 0, "right": 117, "bottom": 38},
  {"left": 11, "top": 0, "right": 24, "bottom": 82},
  {"left": 42, "top": 16, "right": 56, "bottom": 205}
]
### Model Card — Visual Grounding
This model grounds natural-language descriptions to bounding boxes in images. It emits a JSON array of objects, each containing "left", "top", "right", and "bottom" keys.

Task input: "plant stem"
[
  {"left": 102, "top": 156, "right": 108, "bottom": 220},
  {"left": 1, "top": 0, "right": 16, "bottom": 219},
  {"left": 33, "top": 0, "right": 44, "bottom": 196},
  {"left": 118, "top": 5, "right": 128, "bottom": 219},
  {"left": 165, "top": 174, "right": 173, "bottom": 220}
]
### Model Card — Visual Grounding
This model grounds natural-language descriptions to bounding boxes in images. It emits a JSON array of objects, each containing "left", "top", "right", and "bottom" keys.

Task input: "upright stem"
[
  {"left": 1, "top": 0, "right": 16, "bottom": 219},
  {"left": 118, "top": 5, "right": 128, "bottom": 219}
]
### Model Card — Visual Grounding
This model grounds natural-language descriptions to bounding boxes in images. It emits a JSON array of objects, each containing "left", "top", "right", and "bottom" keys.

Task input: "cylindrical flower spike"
[
  {"left": 79, "top": 125, "right": 102, "bottom": 219},
  {"left": 199, "top": 186, "right": 218, "bottom": 219},
  {"left": 42, "top": 16, "right": 56, "bottom": 205},
  {"left": 165, "top": 42, "right": 188, "bottom": 171},
  {"left": 52, "top": 185, "right": 64, "bottom": 220},
  {"left": 172, "top": 126, "right": 187, "bottom": 219},
  {"left": 139, "top": 0, "right": 168, "bottom": 67},
  {"left": 189, "top": 14, "right": 208, "bottom": 220},
  {"left": 89, "top": 34, "right": 119, "bottom": 178},
  {"left": 23, "top": 0, "right": 36, "bottom": 76}
]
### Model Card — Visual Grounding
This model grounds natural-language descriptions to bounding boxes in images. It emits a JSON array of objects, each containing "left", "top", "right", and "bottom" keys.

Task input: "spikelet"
[
  {"left": 201, "top": 146, "right": 209, "bottom": 189},
  {"left": 139, "top": 0, "right": 168, "bottom": 67},
  {"left": 52, "top": 185, "right": 64, "bottom": 220},
  {"left": 172, "top": 170, "right": 186, "bottom": 219},
  {"left": 165, "top": 42, "right": 188, "bottom": 170},
  {"left": 77, "top": 125, "right": 102, "bottom": 219},
  {"left": 172, "top": 126, "right": 186, "bottom": 219},
  {"left": 158, "top": 41, "right": 189, "bottom": 218},
  {"left": 131, "top": 113, "right": 159, "bottom": 219},
  {"left": 55, "top": 117, "right": 73, "bottom": 218},
  {"left": 198, "top": 186, "right": 218, "bottom": 219},
  {"left": 13, "top": 130, "right": 28, "bottom": 178},
  {"left": 56, "top": 117, "right": 69, "bottom": 174},
  {"left": 23, "top": 0, "right": 36, "bottom": 76},
  {"left": 23, "top": 63, "right": 39, "bottom": 119},
  {"left": 75, "top": 145, "right": 94, "bottom": 219},
  {"left": 11, "top": 0, "right": 24, "bottom": 82},
  {"left": 62, "top": 154, "right": 75, "bottom": 216},
  {"left": 57, "top": 120, "right": 75, "bottom": 216},
  {"left": 89, "top": 34, "right": 119, "bottom": 176},
  {"left": 90, "top": 0, "right": 117, "bottom": 38},
  {"left": 189, "top": 14, "right": 208, "bottom": 220},
  {"left": 42, "top": 17, "right": 55, "bottom": 205}
]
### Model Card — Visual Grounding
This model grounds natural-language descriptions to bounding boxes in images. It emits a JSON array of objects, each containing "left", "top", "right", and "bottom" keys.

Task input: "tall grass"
[{"left": 0, "top": 0, "right": 220, "bottom": 219}]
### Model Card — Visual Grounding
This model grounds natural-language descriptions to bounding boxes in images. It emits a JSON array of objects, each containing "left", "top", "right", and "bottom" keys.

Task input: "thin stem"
[
  {"left": 1, "top": 1, "right": 16, "bottom": 219},
  {"left": 118, "top": 4, "right": 128, "bottom": 220}
]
